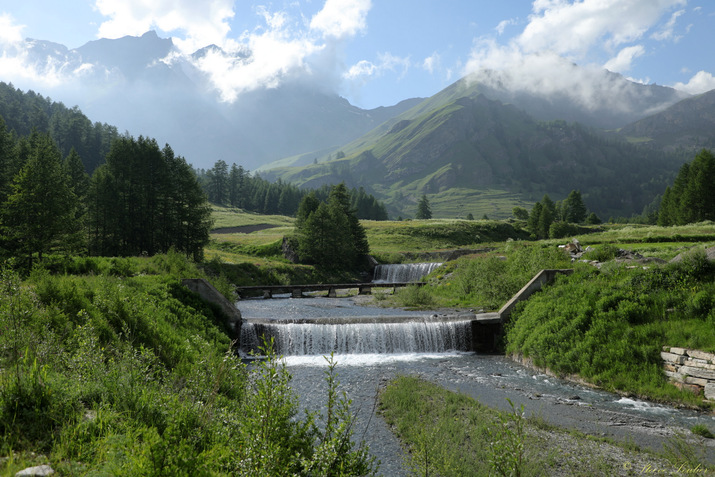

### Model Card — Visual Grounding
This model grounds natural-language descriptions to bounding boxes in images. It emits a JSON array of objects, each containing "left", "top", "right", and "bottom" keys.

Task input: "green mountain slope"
[
  {"left": 263, "top": 94, "right": 681, "bottom": 220},
  {"left": 619, "top": 89, "right": 715, "bottom": 155}
]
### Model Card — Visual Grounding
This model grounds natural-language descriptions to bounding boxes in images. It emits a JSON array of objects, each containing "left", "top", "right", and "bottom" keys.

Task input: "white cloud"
[
  {"left": 94, "top": 0, "right": 235, "bottom": 54},
  {"left": 463, "top": 0, "right": 690, "bottom": 114},
  {"left": 495, "top": 19, "right": 517, "bottom": 35},
  {"left": 650, "top": 9, "right": 685, "bottom": 41},
  {"left": 603, "top": 45, "right": 645, "bottom": 73},
  {"left": 0, "top": 13, "right": 24, "bottom": 44},
  {"left": 344, "top": 59, "right": 377, "bottom": 79},
  {"left": 423, "top": 52, "right": 440, "bottom": 74},
  {"left": 518, "top": 0, "right": 686, "bottom": 58},
  {"left": 344, "top": 52, "right": 410, "bottom": 81},
  {"left": 309, "top": 0, "right": 371, "bottom": 39},
  {"left": 673, "top": 70, "right": 715, "bottom": 94}
]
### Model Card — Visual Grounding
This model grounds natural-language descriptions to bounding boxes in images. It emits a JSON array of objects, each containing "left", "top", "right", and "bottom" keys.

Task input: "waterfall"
[
  {"left": 372, "top": 262, "right": 442, "bottom": 283},
  {"left": 241, "top": 318, "right": 473, "bottom": 356}
]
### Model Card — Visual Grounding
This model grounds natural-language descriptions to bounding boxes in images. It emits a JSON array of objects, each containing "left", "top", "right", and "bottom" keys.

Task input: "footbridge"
[{"left": 235, "top": 281, "right": 425, "bottom": 299}]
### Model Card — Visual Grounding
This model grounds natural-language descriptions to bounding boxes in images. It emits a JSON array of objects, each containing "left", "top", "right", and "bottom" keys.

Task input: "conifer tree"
[
  {"left": 416, "top": 194, "right": 432, "bottom": 219},
  {"left": 1, "top": 131, "right": 79, "bottom": 266}
]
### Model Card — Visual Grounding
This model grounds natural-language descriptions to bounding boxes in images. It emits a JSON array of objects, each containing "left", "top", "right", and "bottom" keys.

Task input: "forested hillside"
[
  {"left": 197, "top": 160, "right": 388, "bottom": 220},
  {"left": 264, "top": 95, "right": 683, "bottom": 219},
  {"left": 0, "top": 82, "right": 120, "bottom": 173}
]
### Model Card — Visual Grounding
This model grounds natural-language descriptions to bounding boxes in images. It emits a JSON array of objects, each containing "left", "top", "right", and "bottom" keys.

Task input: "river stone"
[
  {"left": 15, "top": 465, "right": 54, "bottom": 476},
  {"left": 705, "top": 383, "right": 715, "bottom": 401}
]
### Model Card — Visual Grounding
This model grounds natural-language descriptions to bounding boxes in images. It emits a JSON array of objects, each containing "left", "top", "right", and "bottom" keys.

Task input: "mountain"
[
  {"left": 13, "top": 32, "right": 422, "bottom": 171},
  {"left": 262, "top": 93, "right": 682, "bottom": 220},
  {"left": 618, "top": 89, "right": 715, "bottom": 155}
]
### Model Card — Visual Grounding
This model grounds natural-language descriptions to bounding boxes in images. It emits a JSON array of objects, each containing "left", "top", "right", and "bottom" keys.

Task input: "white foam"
[{"left": 281, "top": 351, "right": 471, "bottom": 367}]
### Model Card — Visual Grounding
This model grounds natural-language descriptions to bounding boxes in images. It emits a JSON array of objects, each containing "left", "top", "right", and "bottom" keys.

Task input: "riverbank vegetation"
[
  {"left": 379, "top": 376, "right": 712, "bottom": 476},
  {"left": 0, "top": 252, "right": 376, "bottom": 475}
]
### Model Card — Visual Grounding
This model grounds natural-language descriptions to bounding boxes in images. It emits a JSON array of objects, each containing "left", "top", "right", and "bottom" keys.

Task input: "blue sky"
[{"left": 1, "top": 0, "right": 714, "bottom": 109}]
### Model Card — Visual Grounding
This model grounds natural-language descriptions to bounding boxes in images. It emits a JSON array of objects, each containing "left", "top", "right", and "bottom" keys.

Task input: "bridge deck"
[{"left": 236, "top": 281, "right": 425, "bottom": 299}]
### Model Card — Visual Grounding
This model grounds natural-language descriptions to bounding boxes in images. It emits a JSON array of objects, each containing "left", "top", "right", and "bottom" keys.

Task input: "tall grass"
[
  {"left": 0, "top": 254, "right": 376, "bottom": 475},
  {"left": 506, "top": 248, "right": 715, "bottom": 406}
]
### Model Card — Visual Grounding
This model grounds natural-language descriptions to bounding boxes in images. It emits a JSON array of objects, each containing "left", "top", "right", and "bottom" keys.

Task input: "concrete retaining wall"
[
  {"left": 182, "top": 279, "right": 242, "bottom": 339},
  {"left": 661, "top": 346, "right": 715, "bottom": 401},
  {"left": 498, "top": 269, "right": 574, "bottom": 323}
]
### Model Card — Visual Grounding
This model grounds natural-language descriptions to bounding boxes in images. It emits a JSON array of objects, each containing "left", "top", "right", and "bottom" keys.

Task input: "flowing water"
[
  {"left": 236, "top": 294, "right": 715, "bottom": 475},
  {"left": 372, "top": 262, "right": 442, "bottom": 283}
]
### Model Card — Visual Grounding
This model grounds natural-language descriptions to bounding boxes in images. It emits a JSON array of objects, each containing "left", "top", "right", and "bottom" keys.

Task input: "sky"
[{"left": 1, "top": 0, "right": 715, "bottom": 109}]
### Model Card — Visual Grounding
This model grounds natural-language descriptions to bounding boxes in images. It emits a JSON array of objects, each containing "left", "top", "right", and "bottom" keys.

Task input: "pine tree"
[
  {"left": 416, "top": 195, "right": 432, "bottom": 219},
  {"left": 1, "top": 131, "right": 79, "bottom": 266},
  {"left": 563, "top": 190, "right": 587, "bottom": 223}
]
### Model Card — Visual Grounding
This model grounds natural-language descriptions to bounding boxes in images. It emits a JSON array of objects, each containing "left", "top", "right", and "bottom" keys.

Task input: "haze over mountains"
[
  {"left": 5, "top": 31, "right": 715, "bottom": 219},
  {"left": 17, "top": 31, "right": 422, "bottom": 171}
]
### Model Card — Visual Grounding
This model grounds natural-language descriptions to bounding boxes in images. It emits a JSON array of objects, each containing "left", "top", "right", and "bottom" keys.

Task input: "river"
[{"left": 236, "top": 294, "right": 715, "bottom": 475}]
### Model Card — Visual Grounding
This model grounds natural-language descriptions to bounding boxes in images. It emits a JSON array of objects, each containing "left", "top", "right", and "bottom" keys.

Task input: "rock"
[
  {"left": 686, "top": 349, "right": 715, "bottom": 363},
  {"left": 15, "top": 465, "right": 54, "bottom": 476},
  {"left": 660, "top": 351, "right": 686, "bottom": 365},
  {"left": 679, "top": 366, "right": 715, "bottom": 381},
  {"left": 669, "top": 347, "right": 687, "bottom": 356},
  {"left": 705, "top": 383, "right": 715, "bottom": 401},
  {"left": 674, "top": 381, "right": 702, "bottom": 396}
]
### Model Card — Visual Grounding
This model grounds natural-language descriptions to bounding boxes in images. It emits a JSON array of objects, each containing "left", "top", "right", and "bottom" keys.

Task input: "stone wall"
[{"left": 661, "top": 346, "right": 715, "bottom": 401}]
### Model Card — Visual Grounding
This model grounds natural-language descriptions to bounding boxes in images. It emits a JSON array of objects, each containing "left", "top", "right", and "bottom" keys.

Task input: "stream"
[{"left": 236, "top": 294, "right": 715, "bottom": 475}]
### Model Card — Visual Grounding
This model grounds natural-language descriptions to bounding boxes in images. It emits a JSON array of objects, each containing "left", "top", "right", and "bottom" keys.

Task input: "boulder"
[
  {"left": 705, "top": 383, "right": 715, "bottom": 401},
  {"left": 15, "top": 465, "right": 54, "bottom": 476}
]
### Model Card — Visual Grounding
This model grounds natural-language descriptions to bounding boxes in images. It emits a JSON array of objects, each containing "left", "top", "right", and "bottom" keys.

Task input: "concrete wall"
[
  {"left": 182, "top": 279, "right": 242, "bottom": 339},
  {"left": 498, "top": 269, "right": 574, "bottom": 323}
]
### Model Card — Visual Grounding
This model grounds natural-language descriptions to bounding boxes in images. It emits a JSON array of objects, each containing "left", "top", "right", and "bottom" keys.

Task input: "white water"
[
  {"left": 372, "top": 262, "right": 442, "bottom": 283},
  {"left": 241, "top": 319, "right": 472, "bottom": 356}
]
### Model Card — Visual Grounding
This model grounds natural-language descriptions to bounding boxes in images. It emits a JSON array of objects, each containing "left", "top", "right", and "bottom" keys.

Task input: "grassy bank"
[
  {"left": 379, "top": 376, "right": 712, "bottom": 476},
  {"left": 506, "top": 247, "right": 715, "bottom": 407},
  {"left": 0, "top": 252, "right": 375, "bottom": 476}
]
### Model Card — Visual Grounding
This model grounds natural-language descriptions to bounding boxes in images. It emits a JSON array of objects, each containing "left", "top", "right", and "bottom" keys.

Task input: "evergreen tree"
[
  {"left": 0, "top": 116, "right": 17, "bottom": 204},
  {"left": 658, "top": 150, "right": 715, "bottom": 225},
  {"left": 527, "top": 202, "right": 543, "bottom": 238},
  {"left": 88, "top": 136, "right": 211, "bottom": 258},
  {"left": 329, "top": 183, "right": 369, "bottom": 259},
  {"left": 416, "top": 194, "right": 432, "bottom": 219},
  {"left": 294, "top": 184, "right": 369, "bottom": 270},
  {"left": 1, "top": 131, "right": 80, "bottom": 266},
  {"left": 562, "top": 190, "right": 587, "bottom": 223}
]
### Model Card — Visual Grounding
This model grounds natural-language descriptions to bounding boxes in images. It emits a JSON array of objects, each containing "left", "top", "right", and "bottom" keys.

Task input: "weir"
[
  {"left": 241, "top": 316, "right": 473, "bottom": 356},
  {"left": 233, "top": 269, "right": 572, "bottom": 356},
  {"left": 372, "top": 262, "right": 442, "bottom": 283}
]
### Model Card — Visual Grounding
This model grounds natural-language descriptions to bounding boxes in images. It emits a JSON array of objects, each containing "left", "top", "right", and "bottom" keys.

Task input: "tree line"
[
  {"left": 0, "top": 82, "right": 120, "bottom": 173},
  {"left": 513, "top": 190, "right": 601, "bottom": 239},
  {"left": 0, "top": 117, "right": 212, "bottom": 267},
  {"left": 196, "top": 159, "right": 389, "bottom": 220},
  {"left": 291, "top": 184, "right": 370, "bottom": 270},
  {"left": 657, "top": 149, "right": 715, "bottom": 226}
]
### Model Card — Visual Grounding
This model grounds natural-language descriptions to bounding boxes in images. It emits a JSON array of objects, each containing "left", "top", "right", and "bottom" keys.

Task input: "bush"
[{"left": 395, "top": 284, "right": 436, "bottom": 308}]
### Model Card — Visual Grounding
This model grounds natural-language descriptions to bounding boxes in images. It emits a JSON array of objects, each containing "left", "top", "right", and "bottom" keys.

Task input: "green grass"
[
  {"left": 505, "top": 249, "right": 715, "bottom": 408},
  {"left": 378, "top": 376, "right": 699, "bottom": 476},
  {"left": 210, "top": 205, "right": 294, "bottom": 229},
  {"left": 0, "top": 253, "right": 375, "bottom": 475}
]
